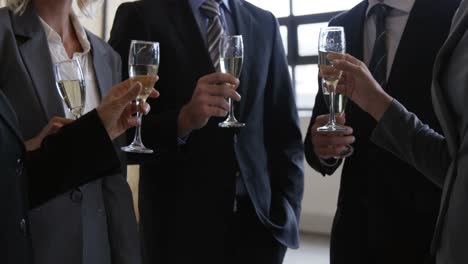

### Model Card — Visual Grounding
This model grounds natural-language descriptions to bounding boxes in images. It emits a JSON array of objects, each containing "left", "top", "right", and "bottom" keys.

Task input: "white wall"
[{"left": 75, "top": 1, "right": 105, "bottom": 36}]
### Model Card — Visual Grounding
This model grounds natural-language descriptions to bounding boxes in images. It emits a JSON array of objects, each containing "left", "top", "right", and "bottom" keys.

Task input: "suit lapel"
[
  {"left": 230, "top": 0, "right": 253, "bottom": 120},
  {"left": 87, "top": 32, "right": 111, "bottom": 98},
  {"left": 11, "top": 5, "right": 65, "bottom": 120},
  {"left": 345, "top": 1, "right": 367, "bottom": 62},
  {"left": 387, "top": 0, "right": 435, "bottom": 95}
]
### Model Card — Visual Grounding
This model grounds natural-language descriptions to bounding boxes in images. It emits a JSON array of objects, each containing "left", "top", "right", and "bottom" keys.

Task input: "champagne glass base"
[
  {"left": 317, "top": 123, "right": 347, "bottom": 132},
  {"left": 121, "top": 143, "right": 154, "bottom": 154},
  {"left": 218, "top": 120, "right": 246, "bottom": 128}
]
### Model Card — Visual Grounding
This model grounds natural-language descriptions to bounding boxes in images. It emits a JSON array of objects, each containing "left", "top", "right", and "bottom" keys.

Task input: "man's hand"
[
  {"left": 25, "top": 117, "right": 74, "bottom": 151},
  {"left": 178, "top": 73, "right": 241, "bottom": 137},
  {"left": 328, "top": 53, "right": 393, "bottom": 121},
  {"left": 97, "top": 79, "right": 160, "bottom": 140},
  {"left": 311, "top": 114, "right": 355, "bottom": 159}
]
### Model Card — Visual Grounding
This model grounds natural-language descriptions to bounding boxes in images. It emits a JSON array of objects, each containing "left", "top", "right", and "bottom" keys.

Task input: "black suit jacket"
[
  {"left": 109, "top": 0, "right": 304, "bottom": 261},
  {"left": 304, "top": 0, "right": 460, "bottom": 263},
  {"left": 0, "top": 90, "right": 121, "bottom": 264}
]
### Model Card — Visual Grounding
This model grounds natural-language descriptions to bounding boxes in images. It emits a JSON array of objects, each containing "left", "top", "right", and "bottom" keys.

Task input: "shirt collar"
[
  {"left": 39, "top": 11, "right": 91, "bottom": 55},
  {"left": 190, "top": 0, "right": 231, "bottom": 13},
  {"left": 366, "top": 0, "right": 415, "bottom": 16}
]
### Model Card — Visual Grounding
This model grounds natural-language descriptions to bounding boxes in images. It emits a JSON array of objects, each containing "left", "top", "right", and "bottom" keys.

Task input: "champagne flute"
[
  {"left": 321, "top": 79, "right": 354, "bottom": 158},
  {"left": 53, "top": 59, "right": 86, "bottom": 119},
  {"left": 317, "top": 27, "right": 346, "bottom": 132},
  {"left": 218, "top": 35, "right": 245, "bottom": 128},
  {"left": 121, "top": 40, "right": 159, "bottom": 154}
]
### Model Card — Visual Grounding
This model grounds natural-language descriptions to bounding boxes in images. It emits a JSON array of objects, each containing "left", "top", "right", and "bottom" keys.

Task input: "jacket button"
[
  {"left": 20, "top": 219, "right": 27, "bottom": 236},
  {"left": 235, "top": 171, "right": 240, "bottom": 177},
  {"left": 70, "top": 188, "right": 83, "bottom": 203},
  {"left": 16, "top": 158, "right": 23, "bottom": 175}
]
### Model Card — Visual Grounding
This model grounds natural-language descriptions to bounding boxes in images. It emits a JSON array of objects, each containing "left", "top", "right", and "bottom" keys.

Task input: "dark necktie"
[
  {"left": 200, "top": 0, "right": 224, "bottom": 70},
  {"left": 368, "top": 3, "right": 390, "bottom": 88}
]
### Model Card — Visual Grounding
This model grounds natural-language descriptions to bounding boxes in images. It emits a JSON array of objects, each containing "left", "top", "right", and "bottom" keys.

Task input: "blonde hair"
[{"left": 4, "top": 0, "right": 99, "bottom": 15}]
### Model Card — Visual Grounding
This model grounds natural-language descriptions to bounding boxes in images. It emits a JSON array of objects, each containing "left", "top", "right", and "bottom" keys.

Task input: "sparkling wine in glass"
[
  {"left": 321, "top": 79, "right": 354, "bottom": 158},
  {"left": 53, "top": 59, "right": 86, "bottom": 120},
  {"left": 218, "top": 35, "right": 245, "bottom": 128},
  {"left": 121, "top": 40, "right": 159, "bottom": 154},
  {"left": 317, "top": 27, "right": 347, "bottom": 132}
]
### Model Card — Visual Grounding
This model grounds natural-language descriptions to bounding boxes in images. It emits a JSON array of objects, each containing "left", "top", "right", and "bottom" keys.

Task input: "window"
[
  {"left": 246, "top": 0, "right": 360, "bottom": 111},
  {"left": 246, "top": 0, "right": 290, "bottom": 18},
  {"left": 293, "top": 0, "right": 361, "bottom": 16}
]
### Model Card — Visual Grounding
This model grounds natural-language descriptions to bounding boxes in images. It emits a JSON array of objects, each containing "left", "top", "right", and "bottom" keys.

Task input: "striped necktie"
[
  {"left": 368, "top": 3, "right": 390, "bottom": 88},
  {"left": 200, "top": 0, "right": 224, "bottom": 70}
]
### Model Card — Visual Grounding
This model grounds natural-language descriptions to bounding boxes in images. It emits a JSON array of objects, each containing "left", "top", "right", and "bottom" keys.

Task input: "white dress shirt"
[
  {"left": 363, "top": 0, "right": 416, "bottom": 78},
  {"left": 39, "top": 13, "right": 100, "bottom": 119}
]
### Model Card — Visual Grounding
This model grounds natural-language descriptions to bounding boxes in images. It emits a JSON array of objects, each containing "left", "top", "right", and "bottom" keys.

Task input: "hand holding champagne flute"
[
  {"left": 97, "top": 79, "right": 159, "bottom": 140},
  {"left": 327, "top": 53, "right": 393, "bottom": 121},
  {"left": 121, "top": 40, "right": 160, "bottom": 154},
  {"left": 320, "top": 79, "right": 354, "bottom": 158},
  {"left": 53, "top": 57, "right": 159, "bottom": 143}
]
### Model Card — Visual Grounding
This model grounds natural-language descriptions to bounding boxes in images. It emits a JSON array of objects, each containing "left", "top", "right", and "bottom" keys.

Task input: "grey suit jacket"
[
  {"left": 0, "top": 6, "right": 141, "bottom": 264},
  {"left": 371, "top": 1, "right": 468, "bottom": 262}
]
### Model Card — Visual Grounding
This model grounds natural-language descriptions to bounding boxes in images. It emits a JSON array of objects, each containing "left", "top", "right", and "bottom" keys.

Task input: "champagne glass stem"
[
  {"left": 228, "top": 98, "right": 235, "bottom": 120},
  {"left": 329, "top": 90, "right": 337, "bottom": 125},
  {"left": 131, "top": 100, "right": 144, "bottom": 145}
]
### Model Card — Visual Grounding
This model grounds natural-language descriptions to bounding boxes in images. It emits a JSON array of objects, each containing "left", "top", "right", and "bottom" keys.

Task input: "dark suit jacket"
[
  {"left": 109, "top": 0, "right": 304, "bottom": 262},
  {"left": 304, "top": 0, "right": 460, "bottom": 263},
  {"left": 0, "top": 90, "right": 121, "bottom": 264},
  {"left": 371, "top": 0, "right": 468, "bottom": 262},
  {"left": 0, "top": 6, "right": 141, "bottom": 264}
]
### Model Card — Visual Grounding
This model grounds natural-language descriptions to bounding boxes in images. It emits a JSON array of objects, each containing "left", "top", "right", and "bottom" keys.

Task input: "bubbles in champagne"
[{"left": 129, "top": 64, "right": 159, "bottom": 101}]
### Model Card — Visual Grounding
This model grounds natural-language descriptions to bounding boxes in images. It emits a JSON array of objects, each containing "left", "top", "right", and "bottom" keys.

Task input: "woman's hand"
[
  {"left": 97, "top": 78, "right": 160, "bottom": 140},
  {"left": 328, "top": 53, "right": 394, "bottom": 121},
  {"left": 25, "top": 117, "right": 74, "bottom": 151}
]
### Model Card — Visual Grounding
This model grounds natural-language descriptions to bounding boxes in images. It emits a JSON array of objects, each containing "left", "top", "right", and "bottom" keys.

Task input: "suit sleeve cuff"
[
  {"left": 319, "top": 157, "right": 341, "bottom": 168},
  {"left": 371, "top": 99, "right": 406, "bottom": 144}
]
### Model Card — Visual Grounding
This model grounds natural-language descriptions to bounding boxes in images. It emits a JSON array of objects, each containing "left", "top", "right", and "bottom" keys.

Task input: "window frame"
[
  {"left": 279, "top": 11, "right": 343, "bottom": 66},
  {"left": 275, "top": 0, "right": 345, "bottom": 111}
]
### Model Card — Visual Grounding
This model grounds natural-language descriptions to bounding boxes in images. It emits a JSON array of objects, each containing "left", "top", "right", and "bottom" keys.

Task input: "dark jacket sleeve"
[
  {"left": 108, "top": 3, "right": 181, "bottom": 159},
  {"left": 264, "top": 15, "right": 304, "bottom": 222},
  {"left": 303, "top": 18, "right": 343, "bottom": 176},
  {"left": 26, "top": 110, "right": 121, "bottom": 208},
  {"left": 371, "top": 100, "right": 449, "bottom": 188}
]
